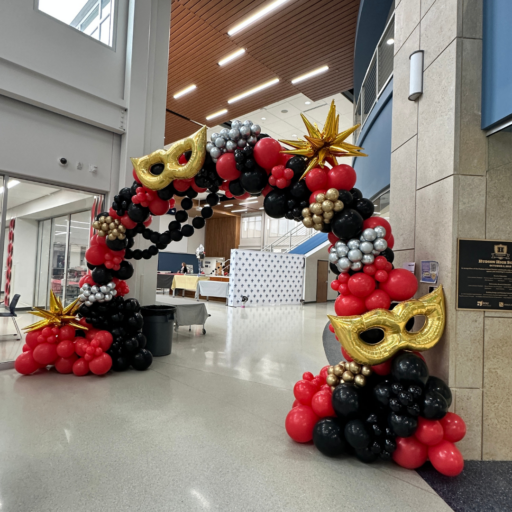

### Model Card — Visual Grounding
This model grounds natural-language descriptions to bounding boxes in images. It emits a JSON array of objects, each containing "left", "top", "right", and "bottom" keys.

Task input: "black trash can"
[{"left": 141, "top": 305, "right": 176, "bottom": 356}]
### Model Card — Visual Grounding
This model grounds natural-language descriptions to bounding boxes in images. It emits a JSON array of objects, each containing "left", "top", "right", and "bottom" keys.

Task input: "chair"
[{"left": 0, "top": 294, "right": 22, "bottom": 341}]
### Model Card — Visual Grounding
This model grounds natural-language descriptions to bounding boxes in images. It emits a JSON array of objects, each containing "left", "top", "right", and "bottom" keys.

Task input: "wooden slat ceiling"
[{"left": 165, "top": 0, "right": 360, "bottom": 144}]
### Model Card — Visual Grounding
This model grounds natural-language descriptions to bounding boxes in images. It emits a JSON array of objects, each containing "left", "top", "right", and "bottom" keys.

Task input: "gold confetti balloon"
[
  {"left": 312, "top": 214, "right": 323, "bottom": 224},
  {"left": 333, "top": 200, "right": 344, "bottom": 212},
  {"left": 322, "top": 200, "right": 333, "bottom": 212},
  {"left": 310, "top": 203, "right": 322, "bottom": 215},
  {"left": 302, "top": 208, "right": 311, "bottom": 218},
  {"left": 303, "top": 217, "right": 314, "bottom": 228},
  {"left": 326, "top": 188, "right": 339, "bottom": 201},
  {"left": 316, "top": 193, "right": 326, "bottom": 203}
]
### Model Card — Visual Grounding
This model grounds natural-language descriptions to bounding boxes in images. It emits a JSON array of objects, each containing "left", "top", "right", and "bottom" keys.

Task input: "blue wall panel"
[
  {"left": 158, "top": 252, "right": 198, "bottom": 273},
  {"left": 482, "top": 0, "right": 512, "bottom": 129},
  {"left": 289, "top": 233, "right": 328, "bottom": 255}
]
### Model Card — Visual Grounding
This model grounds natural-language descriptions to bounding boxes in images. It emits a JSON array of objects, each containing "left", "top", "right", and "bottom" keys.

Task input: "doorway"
[{"left": 316, "top": 260, "right": 328, "bottom": 303}]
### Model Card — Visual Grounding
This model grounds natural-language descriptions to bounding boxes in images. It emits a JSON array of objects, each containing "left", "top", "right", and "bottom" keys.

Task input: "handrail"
[{"left": 262, "top": 222, "right": 316, "bottom": 253}]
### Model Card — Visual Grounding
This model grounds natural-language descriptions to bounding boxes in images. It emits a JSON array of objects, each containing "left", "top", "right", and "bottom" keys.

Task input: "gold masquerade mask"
[
  {"left": 328, "top": 286, "right": 445, "bottom": 366},
  {"left": 131, "top": 126, "right": 207, "bottom": 191}
]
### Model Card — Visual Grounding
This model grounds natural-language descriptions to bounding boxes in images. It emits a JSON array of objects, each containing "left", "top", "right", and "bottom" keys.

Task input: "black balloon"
[
  {"left": 192, "top": 217, "right": 206, "bottom": 229},
  {"left": 263, "top": 190, "right": 288, "bottom": 219},
  {"left": 131, "top": 349, "right": 153, "bottom": 370},
  {"left": 175, "top": 210, "right": 188, "bottom": 223},
  {"left": 360, "top": 328, "right": 384, "bottom": 344},
  {"left": 355, "top": 447, "right": 379, "bottom": 463},
  {"left": 425, "top": 376, "right": 452, "bottom": 407},
  {"left": 182, "top": 225, "right": 194, "bottom": 237},
  {"left": 338, "top": 189, "right": 353, "bottom": 205},
  {"left": 350, "top": 187, "right": 363, "bottom": 200},
  {"left": 87, "top": 262, "right": 96, "bottom": 271},
  {"left": 148, "top": 245, "right": 158, "bottom": 256},
  {"left": 229, "top": 179, "right": 245, "bottom": 197},
  {"left": 285, "top": 156, "right": 307, "bottom": 181},
  {"left": 206, "top": 193, "right": 219, "bottom": 206},
  {"left": 391, "top": 353, "right": 429, "bottom": 388},
  {"left": 289, "top": 180, "right": 310, "bottom": 200},
  {"left": 114, "top": 261, "right": 134, "bottom": 280},
  {"left": 344, "top": 420, "right": 371, "bottom": 450},
  {"left": 111, "top": 355, "right": 130, "bottom": 372},
  {"left": 313, "top": 418, "right": 346, "bottom": 457},
  {"left": 124, "top": 298, "right": 141, "bottom": 312},
  {"left": 381, "top": 248, "right": 395, "bottom": 263},
  {"left": 150, "top": 232, "right": 160, "bottom": 244},
  {"left": 181, "top": 197, "right": 193, "bottom": 210},
  {"left": 186, "top": 188, "right": 198, "bottom": 199},
  {"left": 158, "top": 183, "right": 175, "bottom": 200},
  {"left": 132, "top": 249, "right": 142, "bottom": 260},
  {"left": 124, "top": 338, "right": 138, "bottom": 352},
  {"left": 170, "top": 230, "right": 183, "bottom": 242},
  {"left": 127, "top": 312, "right": 143, "bottom": 330},
  {"left": 149, "top": 163, "right": 164, "bottom": 176},
  {"left": 354, "top": 198, "right": 374, "bottom": 220},
  {"left": 388, "top": 413, "right": 418, "bottom": 437},
  {"left": 332, "top": 383, "right": 361, "bottom": 419},
  {"left": 201, "top": 207, "right": 213, "bottom": 219},
  {"left": 330, "top": 262, "right": 340, "bottom": 275},
  {"left": 106, "top": 237, "right": 128, "bottom": 252},
  {"left": 240, "top": 166, "right": 268, "bottom": 194},
  {"left": 92, "top": 265, "right": 113, "bottom": 285},
  {"left": 331, "top": 208, "right": 364, "bottom": 240},
  {"left": 373, "top": 382, "right": 392, "bottom": 406},
  {"left": 421, "top": 390, "right": 449, "bottom": 420},
  {"left": 127, "top": 203, "right": 150, "bottom": 223},
  {"left": 168, "top": 220, "right": 181, "bottom": 231},
  {"left": 135, "top": 332, "right": 147, "bottom": 348}
]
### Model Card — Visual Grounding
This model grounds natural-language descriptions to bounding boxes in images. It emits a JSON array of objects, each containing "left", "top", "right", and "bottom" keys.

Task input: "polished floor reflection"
[{"left": 0, "top": 299, "right": 452, "bottom": 511}]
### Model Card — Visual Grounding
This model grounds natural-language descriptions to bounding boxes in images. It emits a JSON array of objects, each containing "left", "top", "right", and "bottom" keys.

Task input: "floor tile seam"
[{"left": 374, "top": 467, "right": 439, "bottom": 497}]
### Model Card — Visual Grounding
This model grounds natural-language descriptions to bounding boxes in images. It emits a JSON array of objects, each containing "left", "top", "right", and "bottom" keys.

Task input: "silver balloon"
[
  {"left": 243, "top": 120, "right": 252, "bottom": 126},
  {"left": 215, "top": 137, "right": 226, "bottom": 148},
  {"left": 100, "top": 286, "right": 109, "bottom": 294},
  {"left": 219, "top": 128, "right": 230, "bottom": 138},
  {"left": 212, "top": 158, "right": 218, "bottom": 163},
  {"left": 351, "top": 261, "right": 363, "bottom": 271},
  {"left": 250, "top": 124, "right": 261, "bottom": 136},
  {"left": 360, "top": 241, "right": 374, "bottom": 254},
  {"left": 211, "top": 132, "right": 220, "bottom": 142},
  {"left": 104, "top": 293, "right": 112, "bottom": 302},
  {"left": 374, "top": 226, "right": 387, "bottom": 239},
  {"left": 226, "top": 140, "right": 237, "bottom": 152},
  {"left": 336, "top": 245, "right": 349, "bottom": 258},
  {"left": 362, "top": 228, "right": 377, "bottom": 242},
  {"left": 229, "top": 128, "right": 240, "bottom": 140},
  {"left": 348, "top": 249, "right": 363, "bottom": 262},
  {"left": 210, "top": 147, "right": 221, "bottom": 159},
  {"left": 335, "top": 241, "right": 344, "bottom": 248},
  {"left": 330, "top": 246, "right": 337, "bottom": 254},
  {"left": 373, "top": 238, "right": 388, "bottom": 252},
  {"left": 206, "top": 142, "right": 213, "bottom": 153},
  {"left": 240, "top": 126, "right": 251, "bottom": 138},
  {"left": 361, "top": 254, "right": 375, "bottom": 265},
  {"left": 79, "top": 294, "right": 86, "bottom": 302},
  {"left": 237, "top": 139, "right": 246, "bottom": 148},
  {"left": 360, "top": 234, "right": 367, "bottom": 242},
  {"left": 91, "top": 286, "right": 98, "bottom": 294},
  {"left": 337, "top": 257, "right": 351, "bottom": 271},
  {"left": 372, "top": 249, "right": 380, "bottom": 255},
  {"left": 247, "top": 136, "right": 258, "bottom": 146},
  {"left": 82, "top": 284, "right": 90, "bottom": 291},
  {"left": 85, "top": 301, "right": 92, "bottom": 307},
  {"left": 83, "top": 290, "right": 91, "bottom": 297},
  {"left": 95, "top": 293, "right": 104, "bottom": 301},
  {"left": 89, "top": 295, "right": 96, "bottom": 303},
  {"left": 328, "top": 252, "right": 338, "bottom": 263},
  {"left": 347, "top": 239, "right": 360, "bottom": 250},
  {"left": 108, "top": 282, "right": 116, "bottom": 290},
  {"left": 111, "top": 290, "right": 117, "bottom": 296}
]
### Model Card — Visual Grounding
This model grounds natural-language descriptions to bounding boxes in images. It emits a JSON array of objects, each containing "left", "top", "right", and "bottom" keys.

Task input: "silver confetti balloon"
[
  {"left": 373, "top": 238, "right": 388, "bottom": 252},
  {"left": 351, "top": 261, "right": 363, "bottom": 271},
  {"left": 328, "top": 252, "right": 338, "bottom": 263},
  {"left": 348, "top": 249, "right": 363, "bottom": 262},
  {"left": 215, "top": 137, "right": 226, "bottom": 148},
  {"left": 250, "top": 124, "right": 261, "bottom": 136},
  {"left": 91, "top": 286, "right": 98, "bottom": 294},
  {"left": 237, "top": 139, "right": 246, "bottom": 148},
  {"left": 243, "top": 120, "right": 252, "bottom": 126},
  {"left": 206, "top": 142, "right": 213, "bottom": 153},
  {"left": 360, "top": 241, "right": 374, "bottom": 254},
  {"left": 210, "top": 147, "right": 221, "bottom": 159},
  {"left": 100, "top": 286, "right": 109, "bottom": 294},
  {"left": 211, "top": 132, "right": 220, "bottom": 142},
  {"left": 361, "top": 254, "right": 375, "bottom": 265},
  {"left": 347, "top": 239, "right": 360, "bottom": 250},
  {"left": 374, "top": 226, "right": 387, "bottom": 239},
  {"left": 337, "top": 257, "right": 351, "bottom": 270},
  {"left": 336, "top": 245, "right": 349, "bottom": 258},
  {"left": 229, "top": 128, "right": 240, "bottom": 140},
  {"left": 362, "top": 228, "right": 377, "bottom": 242},
  {"left": 240, "top": 125, "right": 251, "bottom": 138},
  {"left": 226, "top": 140, "right": 237, "bottom": 152}
]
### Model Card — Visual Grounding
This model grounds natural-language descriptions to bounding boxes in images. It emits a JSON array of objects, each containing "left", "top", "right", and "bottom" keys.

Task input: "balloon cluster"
[
  {"left": 303, "top": 188, "right": 344, "bottom": 231},
  {"left": 78, "top": 281, "right": 116, "bottom": 305},
  {"left": 326, "top": 360, "right": 372, "bottom": 388},
  {"left": 285, "top": 352, "right": 466, "bottom": 477},
  {"left": 207, "top": 120, "right": 261, "bottom": 162},
  {"left": 93, "top": 215, "right": 127, "bottom": 241}
]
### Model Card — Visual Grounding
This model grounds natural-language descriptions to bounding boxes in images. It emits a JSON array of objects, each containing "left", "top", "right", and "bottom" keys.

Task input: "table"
[
  {"left": 195, "top": 280, "right": 229, "bottom": 300},
  {"left": 157, "top": 273, "right": 174, "bottom": 290},
  {"left": 171, "top": 275, "right": 208, "bottom": 296},
  {"left": 161, "top": 297, "right": 210, "bottom": 334}
]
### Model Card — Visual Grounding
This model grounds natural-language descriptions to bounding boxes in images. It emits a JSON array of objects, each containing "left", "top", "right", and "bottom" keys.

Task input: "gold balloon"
[
  {"left": 333, "top": 200, "right": 344, "bottom": 212},
  {"left": 99, "top": 216, "right": 106, "bottom": 223},
  {"left": 131, "top": 126, "right": 207, "bottom": 190},
  {"left": 326, "top": 375, "right": 339, "bottom": 386},
  {"left": 342, "top": 371, "right": 354, "bottom": 383},
  {"left": 303, "top": 217, "right": 314, "bottom": 228},
  {"left": 98, "top": 231, "right": 106, "bottom": 237},
  {"left": 105, "top": 216, "right": 112, "bottom": 224},
  {"left": 354, "top": 374, "right": 366, "bottom": 387},
  {"left": 119, "top": 225, "right": 126, "bottom": 233},
  {"left": 312, "top": 214, "right": 323, "bottom": 224},
  {"left": 323, "top": 211, "right": 334, "bottom": 220},
  {"left": 118, "top": 234, "right": 126, "bottom": 240},
  {"left": 327, "top": 366, "right": 334, "bottom": 375},
  {"left": 313, "top": 223, "right": 323, "bottom": 231},
  {"left": 302, "top": 208, "right": 311, "bottom": 218},
  {"left": 361, "top": 365, "right": 372, "bottom": 377},
  {"left": 348, "top": 362, "right": 361, "bottom": 374},
  {"left": 316, "top": 193, "right": 326, "bottom": 203},
  {"left": 310, "top": 203, "right": 322, "bottom": 215},
  {"left": 101, "top": 223, "right": 108, "bottom": 231},
  {"left": 324, "top": 218, "right": 330, "bottom": 224},
  {"left": 321, "top": 200, "right": 334, "bottom": 212},
  {"left": 333, "top": 364, "right": 344, "bottom": 377},
  {"left": 326, "top": 188, "right": 339, "bottom": 201},
  {"left": 93, "top": 221, "right": 100, "bottom": 230},
  {"left": 328, "top": 286, "right": 446, "bottom": 366}
]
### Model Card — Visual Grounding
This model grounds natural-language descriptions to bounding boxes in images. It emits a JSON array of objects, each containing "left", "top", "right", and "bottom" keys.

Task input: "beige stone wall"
[{"left": 389, "top": 0, "right": 512, "bottom": 460}]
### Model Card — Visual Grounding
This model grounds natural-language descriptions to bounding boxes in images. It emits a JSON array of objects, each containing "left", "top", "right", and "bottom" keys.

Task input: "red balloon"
[
  {"left": 72, "top": 358, "right": 90, "bottom": 376},
  {"left": 235, "top": 192, "right": 251, "bottom": 200},
  {"left": 95, "top": 331, "right": 113, "bottom": 351},
  {"left": 292, "top": 399, "right": 300, "bottom": 408},
  {"left": 262, "top": 184, "right": 273, "bottom": 196},
  {"left": 309, "top": 190, "right": 326, "bottom": 204},
  {"left": 302, "top": 371, "right": 314, "bottom": 381},
  {"left": 415, "top": 417, "right": 444, "bottom": 446},
  {"left": 285, "top": 405, "right": 319, "bottom": 443},
  {"left": 276, "top": 178, "right": 288, "bottom": 189},
  {"left": 311, "top": 391, "right": 336, "bottom": 418},
  {"left": 338, "top": 273, "right": 349, "bottom": 283},
  {"left": 428, "top": 440, "right": 464, "bottom": 476},
  {"left": 363, "top": 217, "right": 392, "bottom": 241},
  {"left": 173, "top": 179, "right": 191, "bottom": 192},
  {"left": 85, "top": 328, "right": 99, "bottom": 341},
  {"left": 341, "top": 346, "right": 353, "bottom": 362},
  {"left": 121, "top": 214, "right": 137, "bottom": 229},
  {"left": 89, "top": 353, "right": 112, "bottom": 375},
  {"left": 132, "top": 168, "right": 141, "bottom": 184},
  {"left": 338, "top": 284, "right": 350, "bottom": 296},
  {"left": 365, "top": 289, "right": 391, "bottom": 310},
  {"left": 32, "top": 343, "right": 58, "bottom": 366},
  {"left": 25, "top": 330, "right": 41, "bottom": 350},
  {"left": 56, "top": 340, "right": 75, "bottom": 358},
  {"left": 330, "top": 280, "right": 340, "bottom": 291},
  {"left": 279, "top": 152, "right": 293, "bottom": 167},
  {"left": 348, "top": 273, "right": 375, "bottom": 298},
  {"left": 75, "top": 338, "right": 89, "bottom": 357},
  {"left": 15, "top": 351, "right": 40, "bottom": 375},
  {"left": 375, "top": 256, "right": 388, "bottom": 270},
  {"left": 178, "top": 153, "right": 188, "bottom": 165},
  {"left": 387, "top": 234, "right": 395, "bottom": 249},
  {"left": 380, "top": 269, "right": 418, "bottom": 301},
  {"left": 320, "top": 365, "right": 330, "bottom": 382},
  {"left": 293, "top": 379, "right": 319, "bottom": 405},
  {"left": 311, "top": 377, "right": 323, "bottom": 388},
  {"left": 149, "top": 196, "right": 170, "bottom": 216},
  {"left": 327, "top": 164, "right": 357, "bottom": 191},
  {"left": 328, "top": 232, "right": 339, "bottom": 245},
  {"left": 253, "top": 137, "right": 282, "bottom": 170},
  {"left": 393, "top": 436, "right": 428, "bottom": 469},
  {"left": 375, "top": 270, "right": 389, "bottom": 283},
  {"left": 335, "top": 294, "right": 366, "bottom": 316},
  {"left": 109, "top": 207, "right": 120, "bottom": 220},
  {"left": 59, "top": 325, "right": 75, "bottom": 341},
  {"left": 372, "top": 359, "right": 392, "bottom": 375},
  {"left": 85, "top": 244, "right": 106, "bottom": 266},
  {"left": 305, "top": 168, "right": 328, "bottom": 192},
  {"left": 440, "top": 413, "right": 466, "bottom": 443},
  {"left": 55, "top": 354, "right": 78, "bottom": 374}
]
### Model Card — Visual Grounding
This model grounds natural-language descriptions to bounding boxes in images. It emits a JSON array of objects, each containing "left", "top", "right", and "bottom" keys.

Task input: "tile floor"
[{"left": 0, "top": 298, "right": 453, "bottom": 511}]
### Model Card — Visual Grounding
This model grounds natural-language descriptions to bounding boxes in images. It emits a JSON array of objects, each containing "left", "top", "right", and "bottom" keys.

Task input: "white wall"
[
  {"left": 157, "top": 215, "right": 206, "bottom": 255},
  {"left": 303, "top": 241, "right": 338, "bottom": 303}
]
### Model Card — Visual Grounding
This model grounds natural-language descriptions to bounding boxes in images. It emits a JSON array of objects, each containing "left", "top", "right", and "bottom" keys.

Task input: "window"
[
  {"left": 372, "top": 189, "right": 390, "bottom": 220},
  {"left": 38, "top": 0, "right": 116, "bottom": 47},
  {"left": 241, "top": 215, "right": 262, "bottom": 239}
]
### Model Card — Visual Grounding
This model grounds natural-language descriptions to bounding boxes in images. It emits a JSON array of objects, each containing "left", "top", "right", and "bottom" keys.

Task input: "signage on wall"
[
  {"left": 457, "top": 239, "right": 512, "bottom": 311},
  {"left": 421, "top": 260, "right": 439, "bottom": 284}
]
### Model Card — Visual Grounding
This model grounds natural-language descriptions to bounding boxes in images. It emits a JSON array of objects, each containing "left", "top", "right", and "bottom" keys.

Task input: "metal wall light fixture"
[{"left": 409, "top": 50, "right": 424, "bottom": 101}]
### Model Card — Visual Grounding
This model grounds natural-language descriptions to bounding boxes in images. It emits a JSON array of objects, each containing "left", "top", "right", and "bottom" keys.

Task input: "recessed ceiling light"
[
  {"left": 228, "top": 0, "right": 289, "bottom": 36},
  {"left": 291, "top": 65, "right": 329, "bottom": 84},
  {"left": 173, "top": 84, "right": 196, "bottom": 99},
  {"left": 305, "top": 101, "right": 311, "bottom": 105},
  {"left": 218, "top": 48, "right": 246, "bottom": 66},
  {"left": 386, "top": 38, "right": 394, "bottom": 45},
  {"left": 281, "top": 109, "right": 288, "bottom": 113},
  {"left": 232, "top": 209, "right": 248, "bottom": 213},
  {"left": 206, "top": 109, "right": 228, "bottom": 120},
  {"left": 259, "top": 207, "right": 264, "bottom": 210},
  {"left": 224, "top": 204, "right": 234, "bottom": 207},
  {"left": 261, "top": 117, "right": 266, "bottom": 120},
  {"left": 228, "top": 78, "right": 279, "bottom": 104}
]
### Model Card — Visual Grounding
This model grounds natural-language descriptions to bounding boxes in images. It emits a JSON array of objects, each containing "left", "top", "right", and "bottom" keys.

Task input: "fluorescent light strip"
[
  {"left": 228, "top": 0, "right": 289, "bottom": 36},
  {"left": 232, "top": 209, "right": 247, "bottom": 213},
  {"left": 218, "top": 48, "right": 246, "bottom": 66},
  {"left": 173, "top": 84, "right": 196, "bottom": 99},
  {"left": 224, "top": 204, "right": 234, "bottom": 207},
  {"left": 291, "top": 65, "right": 329, "bottom": 84},
  {"left": 240, "top": 200, "right": 258, "bottom": 205},
  {"left": 206, "top": 109, "right": 228, "bottom": 121},
  {"left": 0, "top": 180, "right": 20, "bottom": 194},
  {"left": 228, "top": 78, "right": 279, "bottom": 104}
]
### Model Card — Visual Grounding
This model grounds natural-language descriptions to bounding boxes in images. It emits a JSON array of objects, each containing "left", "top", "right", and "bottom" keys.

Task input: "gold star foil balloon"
[
  {"left": 24, "top": 291, "right": 86, "bottom": 332},
  {"left": 131, "top": 125, "right": 207, "bottom": 191},
  {"left": 279, "top": 100, "right": 367, "bottom": 179},
  {"left": 327, "top": 286, "right": 446, "bottom": 366}
]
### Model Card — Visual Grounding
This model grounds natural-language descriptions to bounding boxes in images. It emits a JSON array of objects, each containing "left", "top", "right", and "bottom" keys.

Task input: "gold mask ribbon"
[
  {"left": 328, "top": 286, "right": 445, "bottom": 366},
  {"left": 131, "top": 126, "right": 207, "bottom": 191}
]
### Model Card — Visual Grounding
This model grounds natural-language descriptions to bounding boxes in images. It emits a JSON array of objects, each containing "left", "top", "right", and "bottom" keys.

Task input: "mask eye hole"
[
  {"left": 150, "top": 163, "right": 165, "bottom": 176},
  {"left": 406, "top": 315, "right": 426, "bottom": 332},
  {"left": 359, "top": 328, "right": 384, "bottom": 344}
]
